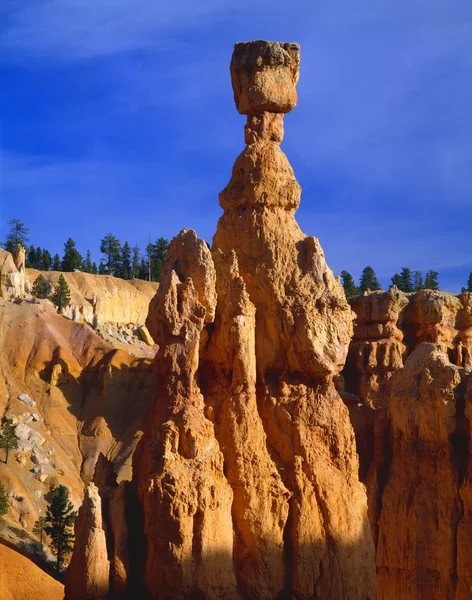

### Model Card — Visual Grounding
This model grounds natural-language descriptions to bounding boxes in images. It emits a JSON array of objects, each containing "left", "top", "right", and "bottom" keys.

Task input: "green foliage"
[
  {"left": 413, "top": 271, "right": 425, "bottom": 291},
  {"left": 50, "top": 274, "right": 71, "bottom": 312},
  {"left": 391, "top": 267, "right": 413, "bottom": 292},
  {"left": 33, "top": 515, "right": 48, "bottom": 546},
  {"left": 148, "top": 237, "right": 169, "bottom": 282},
  {"left": 0, "top": 481, "right": 8, "bottom": 516},
  {"left": 465, "top": 273, "right": 472, "bottom": 293},
  {"left": 52, "top": 254, "right": 61, "bottom": 271},
  {"left": 45, "top": 485, "right": 76, "bottom": 571},
  {"left": 4, "top": 219, "right": 29, "bottom": 253},
  {"left": 100, "top": 233, "right": 122, "bottom": 276},
  {"left": 120, "top": 242, "right": 132, "bottom": 279},
  {"left": 32, "top": 274, "right": 50, "bottom": 299},
  {"left": 424, "top": 270, "right": 439, "bottom": 290},
  {"left": 132, "top": 246, "right": 140, "bottom": 279},
  {"left": 0, "top": 420, "right": 18, "bottom": 464},
  {"left": 61, "top": 238, "right": 83, "bottom": 272},
  {"left": 359, "top": 266, "right": 381, "bottom": 292},
  {"left": 82, "top": 250, "right": 93, "bottom": 273},
  {"left": 340, "top": 270, "right": 358, "bottom": 299}
]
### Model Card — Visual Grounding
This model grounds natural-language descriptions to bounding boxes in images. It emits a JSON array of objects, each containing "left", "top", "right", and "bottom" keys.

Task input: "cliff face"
[
  {"left": 0, "top": 248, "right": 25, "bottom": 299},
  {"left": 129, "top": 40, "right": 376, "bottom": 600},
  {"left": 0, "top": 296, "right": 154, "bottom": 558},
  {"left": 26, "top": 269, "right": 158, "bottom": 335},
  {"left": 343, "top": 289, "right": 472, "bottom": 599}
]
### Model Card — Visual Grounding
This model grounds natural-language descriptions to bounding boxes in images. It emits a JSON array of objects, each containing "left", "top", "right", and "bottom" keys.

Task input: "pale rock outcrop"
[
  {"left": 131, "top": 40, "right": 376, "bottom": 600},
  {"left": 26, "top": 268, "right": 158, "bottom": 331},
  {"left": 65, "top": 482, "right": 110, "bottom": 600},
  {"left": 0, "top": 248, "right": 24, "bottom": 299}
]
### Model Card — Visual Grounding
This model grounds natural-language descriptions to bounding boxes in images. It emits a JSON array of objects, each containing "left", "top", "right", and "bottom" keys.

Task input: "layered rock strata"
[
  {"left": 130, "top": 40, "right": 376, "bottom": 600},
  {"left": 343, "top": 289, "right": 472, "bottom": 598}
]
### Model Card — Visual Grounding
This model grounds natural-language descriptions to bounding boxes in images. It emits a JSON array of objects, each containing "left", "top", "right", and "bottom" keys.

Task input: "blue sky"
[{"left": 1, "top": 0, "right": 471, "bottom": 292}]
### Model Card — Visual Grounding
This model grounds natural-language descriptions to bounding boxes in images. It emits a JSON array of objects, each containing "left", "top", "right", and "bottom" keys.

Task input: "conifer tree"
[
  {"left": 33, "top": 515, "right": 48, "bottom": 547},
  {"left": 0, "top": 421, "right": 18, "bottom": 464},
  {"left": 399, "top": 267, "right": 413, "bottom": 292},
  {"left": 27, "top": 245, "right": 37, "bottom": 268},
  {"left": 359, "top": 266, "right": 381, "bottom": 292},
  {"left": 466, "top": 273, "right": 472, "bottom": 293},
  {"left": 91, "top": 262, "right": 98, "bottom": 275},
  {"left": 100, "top": 234, "right": 122, "bottom": 276},
  {"left": 42, "top": 249, "right": 52, "bottom": 271},
  {"left": 52, "top": 254, "right": 61, "bottom": 271},
  {"left": 413, "top": 271, "right": 425, "bottom": 292},
  {"left": 82, "top": 250, "right": 93, "bottom": 273},
  {"left": 32, "top": 274, "right": 49, "bottom": 299},
  {"left": 121, "top": 242, "right": 132, "bottom": 279},
  {"left": 0, "top": 481, "right": 8, "bottom": 516},
  {"left": 424, "top": 270, "right": 439, "bottom": 290},
  {"left": 132, "top": 246, "right": 140, "bottom": 279},
  {"left": 61, "top": 238, "right": 82, "bottom": 272},
  {"left": 4, "top": 219, "right": 29, "bottom": 253},
  {"left": 98, "top": 261, "right": 107, "bottom": 275},
  {"left": 50, "top": 274, "right": 71, "bottom": 313},
  {"left": 340, "top": 270, "right": 358, "bottom": 299},
  {"left": 45, "top": 485, "right": 76, "bottom": 572},
  {"left": 150, "top": 237, "right": 169, "bottom": 282},
  {"left": 391, "top": 273, "right": 402, "bottom": 288}
]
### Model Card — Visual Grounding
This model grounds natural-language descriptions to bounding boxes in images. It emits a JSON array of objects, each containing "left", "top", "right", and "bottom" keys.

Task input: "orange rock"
[{"left": 134, "top": 40, "right": 376, "bottom": 600}]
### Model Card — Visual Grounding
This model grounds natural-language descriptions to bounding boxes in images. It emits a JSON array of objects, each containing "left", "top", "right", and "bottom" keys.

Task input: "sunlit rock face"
[{"left": 132, "top": 40, "right": 376, "bottom": 600}]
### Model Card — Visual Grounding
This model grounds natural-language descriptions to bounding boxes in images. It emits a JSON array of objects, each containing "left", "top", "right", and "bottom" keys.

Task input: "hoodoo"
[
  {"left": 67, "top": 41, "right": 377, "bottom": 599},
  {"left": 133, "top": 40, "right": 376, "bottom": 599}
]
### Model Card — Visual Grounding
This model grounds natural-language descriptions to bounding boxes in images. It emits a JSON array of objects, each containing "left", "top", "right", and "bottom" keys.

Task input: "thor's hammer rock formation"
[{"left": 134, "top": 40, "right": 376, "bottom": 599}]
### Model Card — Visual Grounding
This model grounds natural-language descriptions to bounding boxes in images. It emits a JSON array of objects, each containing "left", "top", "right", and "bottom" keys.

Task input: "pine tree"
[
  {"left": 4, "top": 219, "right": 29, "bottom": 253},
  {"left": 52, "top": 254, "right": 61, "bottom": 271},
  {"left": 32, "top": 274, "right": 50, "bottom": 299},
  {"left": 424, "top": 270, "right": 439, "bottom": 290},
  {"left": 91, "top": 262, "right": 98, "bottom": 275},
  {"left": 82, "top": 250, "right": 93, "bottom": 273},
  {"left": 35, "top": 247, "right": 43, "bottom": 269},
  {"left": 399, "top": 267, "right": 413, "bottom": 292},
  {"left": 465, "top": 273, "right": 472, "bottom": 292},
  {"left": 413, "top": 271, "right": 425, "bottom": 291},
  {"left": 27, "top": 245, "right": 37, "bottom": 268},
  {"left": 132, "top": 246, "right": 140, "bottom": 279},
  {"left": 42, "top": 250, "right": 52, "bottom": 271},
  {"left": 100, "top": 234, "right": 122, "bottom": 276},
  {"left": 121, "top": 242, "right": 132, "bottom": 279},
  {"left": 33, "top": 515, "right": 48, "bottom": 547},
  {"left": 391, "top": 273, "right": 402, "bottom": 288},
  {"left": 44, "top": 485, "right": 76, "bottom": 572},
  {"left": 98, "top": 261, "right": 107, "bottom": 275},
  {"left": 359, "top": 266, "right": 381, "bottom": 292},
  {"left": 0, "top": 481, "right": 8, "bottom": 516},
  {"left": 0, "top": 420, "right": 19, "bottom": 464},
  {"left": 340, "top": 270, "right": 358, "bottom": 299},
  {"left": 50, "top": 274, "right": 71, "bottom": 313},
  {"left": 61, "top": 238, "right": 82, "bottom": 272},
  {"left": 150, "top": 237, "right": 169, "bottom": 282}
]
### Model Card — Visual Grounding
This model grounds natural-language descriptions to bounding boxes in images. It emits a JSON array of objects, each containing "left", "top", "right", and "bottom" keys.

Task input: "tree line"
[
  {"left": 2, "top": 218, "right": 169, "bottom": 282},
  {"left": 340, "top": 266, "right": 445, "bottom": 299}
]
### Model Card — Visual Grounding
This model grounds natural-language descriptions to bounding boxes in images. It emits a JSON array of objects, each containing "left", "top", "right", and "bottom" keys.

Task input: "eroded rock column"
[{"left": 134, "top": 40, "right": 376, "bottom": 600}]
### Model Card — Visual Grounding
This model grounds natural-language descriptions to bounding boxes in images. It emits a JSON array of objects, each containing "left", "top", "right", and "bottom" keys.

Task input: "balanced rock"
[{"left": 132, "top": 40, "right": 376, "bottom": 600}]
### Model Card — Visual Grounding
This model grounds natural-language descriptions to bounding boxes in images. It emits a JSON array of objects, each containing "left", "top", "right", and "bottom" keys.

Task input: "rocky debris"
[
  {"left": 14, "top": 423, "right": 45, "bottom": 447},
  {"left": 136, "top": 325, "right": 154, "bottom": 346},
  {"left": 65, "top": 483, "right": 110, "bottom": 600},
  {"left": 18, "top": 393, "right": 36, "bottom": 407}
]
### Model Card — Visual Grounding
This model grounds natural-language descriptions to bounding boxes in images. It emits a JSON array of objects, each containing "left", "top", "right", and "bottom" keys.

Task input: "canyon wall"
[{"left": 343, "top": 289, "right": 472, "bottom": 599}]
